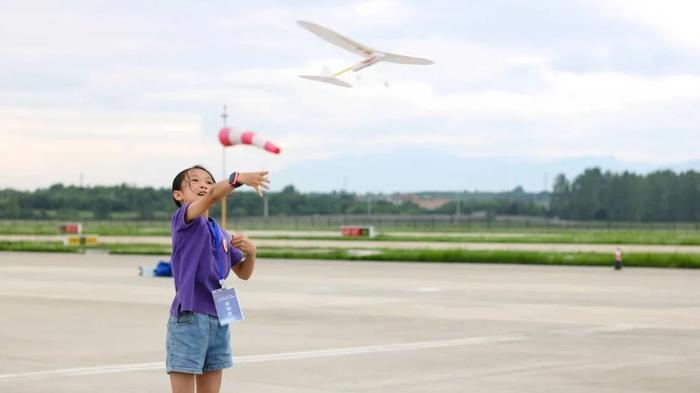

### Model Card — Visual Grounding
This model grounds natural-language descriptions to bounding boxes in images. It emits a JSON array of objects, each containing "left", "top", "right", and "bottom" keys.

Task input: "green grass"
[
  {"left": 82, "top": 224, "right": 170, "bottom": 236},
  {"left": 3, "top": 218, "right": 700, "bottom": 241},
  {"left": 0, "top": 241, "right": 80, "bottom": 253},
  {"left": 257, "top": 248, "right": 700, "bottom": 269},
  {"left": 0, "top": 222, "right": 63, "bottom": 235},
  {"left": 1, "top": 218, "right": 699, "bottom": 246},
  {"left": 248, "top": 230, "right": 700, "bottom": 246},
  {"left": 5, "top": 240, "right": 694, "bottom": 268},
  {"left": 354, "top": 249, "right": 700, "bottom": 269},
  {"left": 376, "top": 230, "right": 700, "bottom": 245},
  {"left": 0, "top": 220, "right": 171, "bottom": 236}
]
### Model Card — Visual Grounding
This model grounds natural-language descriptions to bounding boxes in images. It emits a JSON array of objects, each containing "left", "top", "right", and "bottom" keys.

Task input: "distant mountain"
[{"left": 272, "top": 149, "right": 700, "bottom": 193}]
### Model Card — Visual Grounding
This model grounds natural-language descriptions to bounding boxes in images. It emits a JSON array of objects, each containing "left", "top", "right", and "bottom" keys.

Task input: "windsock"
[{"left": 218, "top": 127, "right": 281, "bottom": 154}]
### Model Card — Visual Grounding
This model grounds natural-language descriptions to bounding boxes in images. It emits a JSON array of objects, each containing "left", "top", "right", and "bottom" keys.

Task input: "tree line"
[
  {"left": 0, "top": 184, "right": 546, "bottom": 220},
  {"left": 550, "top": 168, "right": 700, "bottom": 222},
  {"left": 2, "top": 168, "right": 698, "bottom": 222}
]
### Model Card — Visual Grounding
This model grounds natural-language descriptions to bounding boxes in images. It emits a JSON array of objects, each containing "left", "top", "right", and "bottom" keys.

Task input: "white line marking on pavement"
[
  {"left": 0, "top": 324, "right": 644, "bottom": 382},
  {"left": 0, "top": 335, "right": 524, "bottom": 382}
]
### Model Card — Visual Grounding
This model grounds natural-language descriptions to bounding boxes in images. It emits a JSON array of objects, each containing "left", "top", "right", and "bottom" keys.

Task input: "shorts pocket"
[{"left": 176, "top": 312, "right": 194, "bottom": 325}]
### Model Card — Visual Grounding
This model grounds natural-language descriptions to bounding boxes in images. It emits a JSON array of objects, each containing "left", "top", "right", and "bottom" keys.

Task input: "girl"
[{"left": 167, "top": 165, "right": 268, "bottom": 393}]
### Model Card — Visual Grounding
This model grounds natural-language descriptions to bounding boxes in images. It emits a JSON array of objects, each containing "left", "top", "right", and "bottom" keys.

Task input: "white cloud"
[
  {"left": 0, "top": 107, "right": 205, "bottom": 189},
  {"left": 350, "top": 0, "right": 416, "bottom": 26},
  {"left": 586, "top": 0, "right": 700, "bottom": 52}
]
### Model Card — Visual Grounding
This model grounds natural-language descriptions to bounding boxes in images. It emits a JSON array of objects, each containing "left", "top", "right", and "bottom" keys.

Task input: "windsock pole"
[
  {"left": 221, "top": 105, "right": 228, "bottom": 229},
  {"left": 217, "top": 112, "right": 280, "bottom": 229}
]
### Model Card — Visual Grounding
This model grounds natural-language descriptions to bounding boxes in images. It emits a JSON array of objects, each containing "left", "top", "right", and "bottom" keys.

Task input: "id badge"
[{"left": 212, "top": 287, "right": 244, "bottom": 326}]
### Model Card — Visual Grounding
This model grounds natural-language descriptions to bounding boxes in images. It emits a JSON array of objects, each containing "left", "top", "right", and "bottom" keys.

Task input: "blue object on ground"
[{"left": 154, "top": 260, "right": 173, "bottom": 277}]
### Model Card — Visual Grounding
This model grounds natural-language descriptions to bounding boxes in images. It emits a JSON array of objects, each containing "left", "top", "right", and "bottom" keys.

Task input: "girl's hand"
[
  {"left": 237, "top": 171, "right": 270, "bottom": 197},
  {"left": 232, "top": 234, "right": 256, "bottom": 256}
]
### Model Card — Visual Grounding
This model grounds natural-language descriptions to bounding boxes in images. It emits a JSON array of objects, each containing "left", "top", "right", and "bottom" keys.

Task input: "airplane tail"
[{"left": 299, "top": 75, "right": 352, "bottom": 88}]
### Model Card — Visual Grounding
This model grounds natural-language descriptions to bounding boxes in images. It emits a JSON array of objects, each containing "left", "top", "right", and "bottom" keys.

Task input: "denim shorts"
[{"left": 166, "top": 311, "right": 233, "bottom": 374}]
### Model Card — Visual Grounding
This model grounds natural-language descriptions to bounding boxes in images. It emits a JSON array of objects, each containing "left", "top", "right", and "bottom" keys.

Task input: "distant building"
[{"left": 389, "top": 194, "right": 451, "bottom": 210}]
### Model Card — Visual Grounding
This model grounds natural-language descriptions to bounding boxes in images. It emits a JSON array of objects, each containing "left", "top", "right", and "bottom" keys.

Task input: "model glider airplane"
[{"left": 297, "top": 20, "right": 433, "bottom": 88}]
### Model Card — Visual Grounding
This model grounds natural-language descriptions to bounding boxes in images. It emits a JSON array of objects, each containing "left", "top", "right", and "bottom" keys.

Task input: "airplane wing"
[
  {"left": 381, "top": 51, "right": 434, "bottom": 65},
  {"left": 298, "top": 20, "right": 375, "bottom": 58},
  {"left": 299, "top": 75, "right": 353, "bottom": 88}
]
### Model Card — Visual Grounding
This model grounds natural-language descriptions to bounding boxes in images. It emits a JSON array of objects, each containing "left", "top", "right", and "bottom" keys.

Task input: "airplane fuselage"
[{"left": 351, "top": 53, "right": 385, "bottom": 72}]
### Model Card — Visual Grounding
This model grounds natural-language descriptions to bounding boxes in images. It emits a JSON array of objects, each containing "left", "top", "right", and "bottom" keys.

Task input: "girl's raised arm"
[{"left": 186, "top": 171, "right": 269, "bottom": 222}]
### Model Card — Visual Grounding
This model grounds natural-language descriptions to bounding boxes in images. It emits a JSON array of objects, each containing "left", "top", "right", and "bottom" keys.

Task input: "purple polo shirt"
[{"left": 169, "top": 203, "right": 244, "bottom": 317}]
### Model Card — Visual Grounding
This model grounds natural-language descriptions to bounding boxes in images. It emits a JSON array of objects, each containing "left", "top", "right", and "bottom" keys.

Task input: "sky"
[{"left": 2, "top": 0, "right": 700, "bottom": 192}]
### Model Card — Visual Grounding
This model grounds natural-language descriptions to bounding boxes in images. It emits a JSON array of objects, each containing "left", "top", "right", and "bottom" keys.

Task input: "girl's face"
[{"left": 172, "top": 168, "right": 214, "bottom": 206}]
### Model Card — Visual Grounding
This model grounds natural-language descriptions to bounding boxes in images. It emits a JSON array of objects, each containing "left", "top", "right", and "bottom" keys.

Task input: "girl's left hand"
[{"left": 231, "top": 234, "right": 256, "bottom": 255}]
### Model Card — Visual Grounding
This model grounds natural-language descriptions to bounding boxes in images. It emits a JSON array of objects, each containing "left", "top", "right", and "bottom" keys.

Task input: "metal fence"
[
  {"left": 228, "top": 215, "right": 700, "bottom": 231},
  {"left": 3, "top": 215, "right": 700, "bottom": 232}
]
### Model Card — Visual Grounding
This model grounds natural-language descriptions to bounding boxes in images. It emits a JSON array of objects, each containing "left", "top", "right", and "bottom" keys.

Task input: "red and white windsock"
[{"left": 218, "top": 127, "right": 281, "bottom": 154}]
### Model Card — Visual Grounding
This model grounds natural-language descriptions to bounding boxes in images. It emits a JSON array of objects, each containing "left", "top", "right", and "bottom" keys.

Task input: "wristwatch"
[{"left": 228, "top": 172, "right": 243, "bottom": 188}]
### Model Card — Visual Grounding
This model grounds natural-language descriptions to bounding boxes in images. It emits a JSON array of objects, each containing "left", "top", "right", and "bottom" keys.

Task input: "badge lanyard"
[
  {"left": 206, "top": 219, "right": 226, "bottom": 288},
  {"left": 207, "top": 218, "right": 245, "bottom": 325}
]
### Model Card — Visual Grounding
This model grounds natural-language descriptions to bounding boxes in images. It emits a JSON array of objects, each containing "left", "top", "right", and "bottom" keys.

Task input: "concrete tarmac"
[{"left": 1, "top": 252, "right": 699, "bottom": 392}]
